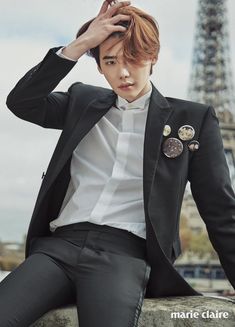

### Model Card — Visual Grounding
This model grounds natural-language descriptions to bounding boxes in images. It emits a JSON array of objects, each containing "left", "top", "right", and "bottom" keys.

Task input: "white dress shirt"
[{"left": 50, "top": 50, "right": 152, "bottom": 239}]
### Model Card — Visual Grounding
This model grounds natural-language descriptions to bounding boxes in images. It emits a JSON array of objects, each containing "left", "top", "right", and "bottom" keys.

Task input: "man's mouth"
[{"left": 118, "top": 83, "right": 135, "bottom": 90}]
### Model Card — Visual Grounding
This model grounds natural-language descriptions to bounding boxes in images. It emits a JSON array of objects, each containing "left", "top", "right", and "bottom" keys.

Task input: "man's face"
[{"left": 98, "top": 37, "right": 157, "bottom": 102}]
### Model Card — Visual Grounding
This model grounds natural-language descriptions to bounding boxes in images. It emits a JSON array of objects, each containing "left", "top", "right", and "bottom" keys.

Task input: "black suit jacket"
[{"left": 6, "top": 47, "right": 235, "bottom": 298}]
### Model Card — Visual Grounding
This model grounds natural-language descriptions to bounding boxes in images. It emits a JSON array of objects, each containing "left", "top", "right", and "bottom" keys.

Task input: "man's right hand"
[{"left": 62, "top": 0, "right": 131, "bottom": 61}]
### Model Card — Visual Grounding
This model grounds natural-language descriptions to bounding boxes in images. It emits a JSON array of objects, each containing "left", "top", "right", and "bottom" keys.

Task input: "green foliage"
[
  {"left": 179, "top": 213, "right": 218, "bottom": 259},
  {"left": 189, "top": 233, "right": 217, "bottom": 259}
]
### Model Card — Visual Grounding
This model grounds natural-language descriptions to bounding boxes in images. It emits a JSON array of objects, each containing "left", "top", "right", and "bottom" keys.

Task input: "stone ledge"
[{"left": 31, "top": 296, "right": 235, "bottom": 327}]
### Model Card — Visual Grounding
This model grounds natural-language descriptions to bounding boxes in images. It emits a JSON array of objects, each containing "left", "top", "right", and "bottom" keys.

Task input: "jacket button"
[{"left": 41, "top": 172, "right": 46, "bottom": 179}]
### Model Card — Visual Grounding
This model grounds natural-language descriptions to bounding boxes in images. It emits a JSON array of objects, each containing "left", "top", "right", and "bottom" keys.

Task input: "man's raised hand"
[
  {"left": 62, "top": 0, "right": 131, "bottom": 61},
  {"left": 83, "top": 0, "right": 131, "bottom": 49}
]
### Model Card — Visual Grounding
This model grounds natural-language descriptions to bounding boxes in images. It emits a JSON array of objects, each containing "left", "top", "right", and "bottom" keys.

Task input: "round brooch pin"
[
  {"left": 163, "top": 125, "right": 171, "bottom": 137},
  {"left": 178, "top": 125, "right": 195, "bottom": 141},
  {"left": 162, "top": 137, "right": 184, "bottom": 158},
  {"left": 188, "top": 140, "right": 200, "bottom": 152}
]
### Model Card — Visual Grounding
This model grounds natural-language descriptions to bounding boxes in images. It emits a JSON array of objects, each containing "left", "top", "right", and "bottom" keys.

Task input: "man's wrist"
[
  {"left": 56, "top": 47, "right": 78, "bottom": 62},
  {"left": 61, "top": 36, "right": 92, "bottom": 61}
]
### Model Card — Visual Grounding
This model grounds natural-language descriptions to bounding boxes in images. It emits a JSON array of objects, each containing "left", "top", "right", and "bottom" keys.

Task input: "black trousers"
[{"left": 0, "top": 222, "right": 151, "bottom": 327}]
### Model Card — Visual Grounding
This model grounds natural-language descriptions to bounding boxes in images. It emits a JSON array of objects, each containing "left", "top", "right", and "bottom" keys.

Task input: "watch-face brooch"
[{"left": 162, "top": 124, "right": 200, "bottom": 158}]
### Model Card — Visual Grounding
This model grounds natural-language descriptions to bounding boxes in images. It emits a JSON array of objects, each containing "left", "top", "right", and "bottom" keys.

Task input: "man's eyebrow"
[{"left": 102, "top": 55, "right": 117, "bottom": 60}]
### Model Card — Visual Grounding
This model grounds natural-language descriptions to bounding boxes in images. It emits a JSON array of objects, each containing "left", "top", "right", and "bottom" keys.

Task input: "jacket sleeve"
[
  {"left": 6, "top": 47, "right": 77, "bottom": 129},
  {"left": 188, "top": 106, "right": 235, "bottom": 289}
]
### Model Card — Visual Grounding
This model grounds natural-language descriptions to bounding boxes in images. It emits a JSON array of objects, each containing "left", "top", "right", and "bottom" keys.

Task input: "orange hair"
[{"left": 76, "top": 6, "right": 160, "bottom": 69}]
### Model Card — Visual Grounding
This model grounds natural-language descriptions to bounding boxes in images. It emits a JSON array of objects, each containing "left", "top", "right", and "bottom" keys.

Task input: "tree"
[{"left": 179, "top": 214, "right": 193, "bottom": 252}]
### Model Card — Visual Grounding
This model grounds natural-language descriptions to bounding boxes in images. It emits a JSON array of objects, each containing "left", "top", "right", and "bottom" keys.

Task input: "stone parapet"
[{"left": 31, "top": 296, "right": 235, "bottom": 327}]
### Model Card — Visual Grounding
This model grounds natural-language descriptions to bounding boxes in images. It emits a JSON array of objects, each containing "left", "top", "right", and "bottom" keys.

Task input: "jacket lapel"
[
  {"left": 143, "top": 83, "right": 173, "bottom": 214},
  {"left": 42, "top": 90, "right": 117, "bottom": 196},
  {"left": 40, "top": 83, "right": 173, "bottom": 221}
]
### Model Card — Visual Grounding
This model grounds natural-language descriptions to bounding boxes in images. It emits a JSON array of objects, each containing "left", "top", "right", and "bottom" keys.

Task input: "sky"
[{"left": 0, "top": 0, "right": 235, "bottom": 243}]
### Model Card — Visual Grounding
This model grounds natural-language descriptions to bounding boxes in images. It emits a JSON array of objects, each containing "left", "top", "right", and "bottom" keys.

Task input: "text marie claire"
[{"left": 171, "top": 310, "right": 229, "bottom": 319}]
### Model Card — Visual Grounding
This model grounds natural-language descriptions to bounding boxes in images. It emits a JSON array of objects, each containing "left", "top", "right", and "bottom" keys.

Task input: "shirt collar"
[{"left": 115, "top": 84, "right": 152, "bottom": 111}]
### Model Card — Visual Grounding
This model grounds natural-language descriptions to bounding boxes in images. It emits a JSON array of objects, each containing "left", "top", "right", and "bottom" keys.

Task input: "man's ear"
[
  {"left": 97, "top": 65, "right": 103, "bottom": 74},
  {"left": 151, "top": 57, "right": 157, "bottom": 66},
  {"left": 150, "top": 57, "right": 158, "bottom": 75}
]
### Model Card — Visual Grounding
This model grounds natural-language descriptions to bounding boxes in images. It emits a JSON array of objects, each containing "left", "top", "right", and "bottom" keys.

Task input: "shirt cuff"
[{"left": 56, "top": 47, "right": 78, "bottom": 62}]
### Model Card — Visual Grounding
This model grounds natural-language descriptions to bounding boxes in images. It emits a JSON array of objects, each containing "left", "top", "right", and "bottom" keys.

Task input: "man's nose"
[{"left": 120, "top": 66, "right": 130, "bottom": 79}]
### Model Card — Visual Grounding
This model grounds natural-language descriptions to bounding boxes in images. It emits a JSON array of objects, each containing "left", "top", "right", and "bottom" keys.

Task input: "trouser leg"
[
  {"left": 52, "top": 223, "right": 150, "bottom": 327},
  {"left": 0, "top": 253, "right": 75, "bottom": 327},
  {"left": 24, "top": 223, "right": 150, "bottom": 327},
  {"left": 74, "top": 246, "right": 150, "bottom": 327}
]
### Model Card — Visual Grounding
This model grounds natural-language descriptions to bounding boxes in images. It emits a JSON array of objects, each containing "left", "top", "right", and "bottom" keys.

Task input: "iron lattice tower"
[
  {"left": 177, "top": 1, "right": 235, "bottom": 280},
  {"left": 182, "top": 0, "right": 235, "bottom": 239},
  {"left": 188, "top": 0, "right": 235, "bottom": 188},
  {"left": 188, "top": 0, "right": 235, "bottom": 124}
]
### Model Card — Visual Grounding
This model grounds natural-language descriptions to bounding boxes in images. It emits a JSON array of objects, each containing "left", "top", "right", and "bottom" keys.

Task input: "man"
[{"left": 1, "top": 0, "right": 235, "bottom": 326}]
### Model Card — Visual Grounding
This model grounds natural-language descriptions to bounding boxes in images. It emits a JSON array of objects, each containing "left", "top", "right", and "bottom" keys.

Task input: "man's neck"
[{"left": 125, "top": 81, "right": 152, "bottom": 103}]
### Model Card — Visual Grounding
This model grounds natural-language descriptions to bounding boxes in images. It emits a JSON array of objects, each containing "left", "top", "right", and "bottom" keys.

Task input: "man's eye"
[{"left": 105, "top": 61, "right": 116, "bottom": 65}]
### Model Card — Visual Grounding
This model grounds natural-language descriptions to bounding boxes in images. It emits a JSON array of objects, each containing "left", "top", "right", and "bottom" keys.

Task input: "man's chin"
[{"left": 115, "top": 88, "right": 139, "bottom": 102}]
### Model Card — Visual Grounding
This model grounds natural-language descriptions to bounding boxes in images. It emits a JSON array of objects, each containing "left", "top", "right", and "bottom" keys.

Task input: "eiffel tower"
[
  {"left": 188, "top": 0, "right": 235, "bottom": 123},
  {"left": 182, "top": 0, "right": 235, "bottom": 235},
  {"left": 188, "top": 0, "right": 235, "bottom": 188}
]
